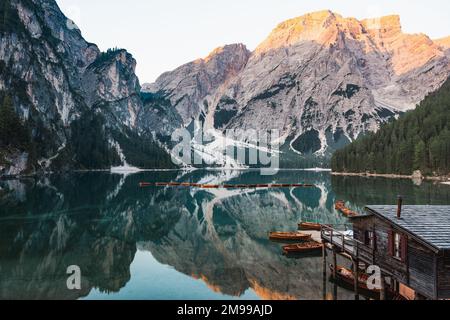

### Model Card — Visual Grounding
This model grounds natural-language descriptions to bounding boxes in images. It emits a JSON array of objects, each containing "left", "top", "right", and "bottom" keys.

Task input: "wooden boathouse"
[{"left": 322, "top": 202, "right": 450, "bottom": 300}]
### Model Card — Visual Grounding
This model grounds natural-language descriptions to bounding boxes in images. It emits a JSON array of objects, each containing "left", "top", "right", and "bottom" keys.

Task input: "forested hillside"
[
  {"left": 331, "top": 78, "right": 450, "bottom": 176},
  {"left": 1, "top": 0, "right": 176, "bottom": 175}
]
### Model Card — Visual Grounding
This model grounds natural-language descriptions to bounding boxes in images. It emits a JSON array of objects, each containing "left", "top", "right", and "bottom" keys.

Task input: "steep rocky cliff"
[
  {"left": 0, "top": 0, "right": 173, "bottom": 175},
  {"left": 144, "top": 11, "right": 450, "bottom": 167},
  {"left": 436, "top": 36, "right": 450, "bottom": 56},
  {"left": 142, "top": 44, "right": 251, "bottom": 126}
]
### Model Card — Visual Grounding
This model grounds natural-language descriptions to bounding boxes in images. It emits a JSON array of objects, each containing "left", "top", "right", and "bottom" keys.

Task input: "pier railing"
[{"left": 321, "top": 225, "right": 374, "bottom": 263}]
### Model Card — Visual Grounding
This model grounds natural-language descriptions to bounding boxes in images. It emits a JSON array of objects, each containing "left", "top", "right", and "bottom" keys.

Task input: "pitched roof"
[{"left": 365, "top": 205, "right": 450, "bottom": 251}]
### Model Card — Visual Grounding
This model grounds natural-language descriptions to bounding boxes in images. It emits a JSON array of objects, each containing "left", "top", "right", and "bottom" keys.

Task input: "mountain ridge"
[
  {"left": 0, "top": 0, "right": 174, "bottom": 176},
  {"left": 144, "top": 10, "right": 450, "bottom": 167},
  {"left": 331, "top": 76, "right": 450, "bottom": 177},
  {"left": 142, "top": 43, "right": 251, "bottom": 126}
]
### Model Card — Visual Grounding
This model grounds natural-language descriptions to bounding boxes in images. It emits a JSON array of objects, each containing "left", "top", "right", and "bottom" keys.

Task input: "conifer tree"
[
  {"left": 0, "top": 94, "right": 29, "bottom": 149},
  {"left": 332, "top": 77, "right": 450, "bottom": 176}
]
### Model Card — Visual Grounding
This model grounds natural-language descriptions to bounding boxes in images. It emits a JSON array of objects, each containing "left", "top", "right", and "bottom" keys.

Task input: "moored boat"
[
  {"left": 282, "top": 241, "right": 323, "bottom": 255},
  {"left": 335, "top": 201, "right": 359, "bottom": 217},
  {"left": 139, "top": 182, "right": 152, "bottom": 187},
  {"left": 298, "top": 222, "right": 322, "bottom": 231},
  {"left": 201, "top": 184, "right": 220, "bottom": 189},
  {"left": 269, "top": 232, "right": 312, "bottom": 242},
  {"left": 180, "top": 183, "right": 192, "bottom": 187},
  {"left": 341, "top": 208, "right": 358, "bottom": 217},
  {"left": 335, "top": 200, "right": 345, "bottom": 210},
  {"left": 329, "top": 265, "right": 380, "bottom": 295}
]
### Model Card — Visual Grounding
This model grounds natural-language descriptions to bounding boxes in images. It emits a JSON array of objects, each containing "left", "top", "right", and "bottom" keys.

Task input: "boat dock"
[
  {"left": 321, "top": 226, "right": 374, "bottom": 262},
  {"left": 140, "top": 182, "right": 316, "bottom": 189},
  {"left": 320, "top": 225, "right": 378, "bottom": 300}
]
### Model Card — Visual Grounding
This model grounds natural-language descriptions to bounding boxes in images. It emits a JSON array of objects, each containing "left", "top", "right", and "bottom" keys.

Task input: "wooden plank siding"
[
  {"left": 352, "top": 216, "right": 439, "bottom": 299},
  {"left": 408, "top": 240, "right": 436, "bottom": 299},
  {"left": 437, "top": 250, "right": 450, "bottom": 299}
]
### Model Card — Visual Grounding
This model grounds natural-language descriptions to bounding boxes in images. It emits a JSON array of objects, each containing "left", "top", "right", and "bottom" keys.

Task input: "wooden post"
[
  {"left": 332, "top": 249, "right": 337, "bottom": 279},
  {"left": 372, "top": 226, "right": 376, "bottom": 265},
  {"left": 322, "top": 243, "right": 327, "bottom": 300},
  {"left": 353, "top": 259, "right": 359, "bottom": 300},
  {"left": 380, "top": 275, "right": 386, "bottom": 300},
  {"left": 332, "top": 248, "right": 338, "bottom": 300}
]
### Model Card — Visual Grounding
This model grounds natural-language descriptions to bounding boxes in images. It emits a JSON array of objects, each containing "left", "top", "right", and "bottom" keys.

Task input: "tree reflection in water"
[{"left": 1, "top": 170, "right": 448, "bottom": 300}]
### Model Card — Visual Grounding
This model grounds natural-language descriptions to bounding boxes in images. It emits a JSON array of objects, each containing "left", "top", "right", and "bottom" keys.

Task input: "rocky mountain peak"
[
  {"left": 203, "top": 43, "right": 249, "bottom": 63},
  {"left": 82, "top": 48, "right": 141, "bottom": 128},
  {"left": 255, "top": 11, "right": 445, "bottom": 77},
  {"left": 436, "top": 36, "right": 450, "bottom": 50},
  {"left": 254, "top": 11, "right": 404, "bottom": 55},
  {"left": 142, "top": 43, "right": 250, "bottom": 125},
  {"left": 255, "top": 10, "right": 343, "bottom": 54},
  {"left": 361, "top": 15, "right": 402, "bottom": 34}
]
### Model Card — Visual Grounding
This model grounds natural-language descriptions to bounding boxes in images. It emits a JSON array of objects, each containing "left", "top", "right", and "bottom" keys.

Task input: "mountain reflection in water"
[{"left": 1, "top": 170, "right": 449, "bottom": 300}]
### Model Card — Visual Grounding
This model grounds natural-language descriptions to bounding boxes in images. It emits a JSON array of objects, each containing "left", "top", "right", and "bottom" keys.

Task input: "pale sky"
[{"left": 56, "top": 0, "right": 450, "bottom": 84}]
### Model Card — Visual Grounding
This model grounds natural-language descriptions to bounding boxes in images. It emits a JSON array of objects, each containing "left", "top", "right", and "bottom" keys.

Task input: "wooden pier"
[
  {"left": 320, "top": 225, "right": 376, "bottom": 300},
  {"left": 140, "top": 182, "right": 316, "bottom": 189},
  {"left": 321, "top": 226, "right": 374, "bottom": 263}
]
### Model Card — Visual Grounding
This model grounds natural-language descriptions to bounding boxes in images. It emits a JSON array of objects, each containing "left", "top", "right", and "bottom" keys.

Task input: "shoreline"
[
  {"left": 331, "top": 171, "right": 450, "bottom": 184},
  {"left": 0, "top": 167, "right": 332, "bottom": 180}
]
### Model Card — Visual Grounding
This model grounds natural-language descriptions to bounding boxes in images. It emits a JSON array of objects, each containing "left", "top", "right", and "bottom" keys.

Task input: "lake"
[{"left": 1, "top": 170, "right": 449, "bottom": 300}]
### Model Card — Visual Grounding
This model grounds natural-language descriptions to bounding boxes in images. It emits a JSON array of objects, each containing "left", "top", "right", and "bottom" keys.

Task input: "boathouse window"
[
  {"left": 364, "top": 230, "right": 375, "bottom": 248},
  {"left": 394, "top": 233, "right": 401, "bottom": 259},
  {"left": 388, "top": 230, "right": 407, "bottom": 262}
]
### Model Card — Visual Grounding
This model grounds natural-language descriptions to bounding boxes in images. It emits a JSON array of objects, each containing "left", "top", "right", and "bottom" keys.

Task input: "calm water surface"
[{"left": 1, "top": 170, "right": 449, "bottom": 300}]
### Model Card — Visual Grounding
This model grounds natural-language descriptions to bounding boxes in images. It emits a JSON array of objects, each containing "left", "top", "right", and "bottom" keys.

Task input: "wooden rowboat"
[
  {"left": 342, "top": 208, "right": 358, "bottom": 217},
  {"left": 298, "top": 222, "right": 322, "bottom": 231},
  {"left": 329, "top": 265, "right": 380, "bottom": 295},
  {"left": 335, "top": 200, "right": 345, "bottom": 210},
  {"left": 269, "top": 232, "right": 312, "bottom": 242},
  {"left": 282, "top": 241, "right": 323, "bottom": 255},
  {"left": 201, "top": 184, "right": 220, "bottom": 189},
  {"left": 155, "top": 182, "right": 168, "bottom": 186},
  {"left": 335, "top": 201, "right": 359, "bottom": 217},
  {"left": 270, "top": 184, "right": 284, "bottom": 188},
  {"left": 329, "top": 265, "right": 404, "bottom": 299},
  {"left": 180, "top": 183, "right": 192, "bottom": 187},
  {"left": 139, "top": 182, "right": 152, "bottom": 187}
]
